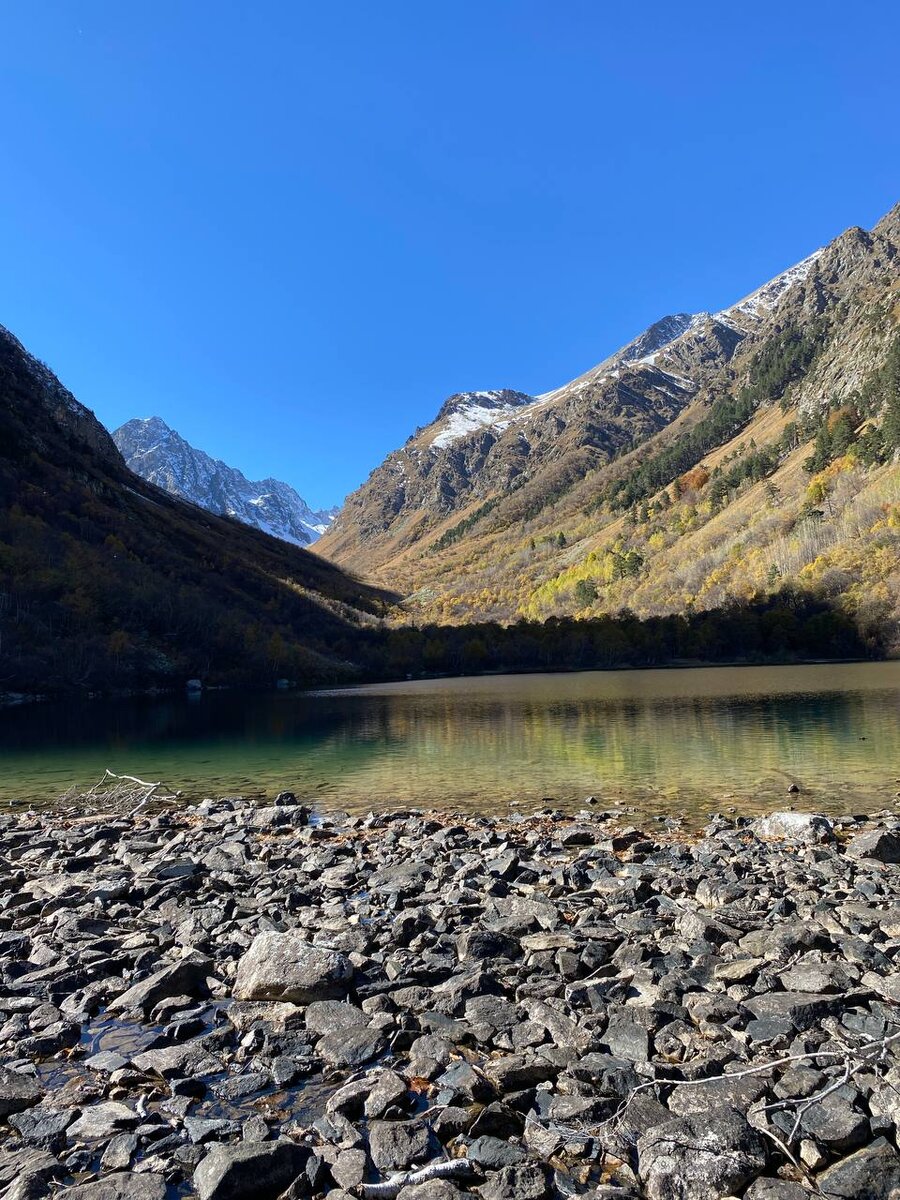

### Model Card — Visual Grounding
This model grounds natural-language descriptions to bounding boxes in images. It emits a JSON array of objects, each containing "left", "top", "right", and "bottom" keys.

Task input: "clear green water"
[{"left": 1, "top": 662, "right": 899, "bottom": 819}]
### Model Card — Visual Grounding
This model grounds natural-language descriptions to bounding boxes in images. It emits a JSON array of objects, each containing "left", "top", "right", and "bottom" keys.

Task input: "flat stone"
[
  {"left": 8, "top": 1106, "right": 73, "bottom": 1150},
  {"left": 233, "top": 932, "right": 352, "bottom": 1003},
  {"left": 107, "top": 953, "right": 211, "bottom": 1016},
  {"left": 184, "top": 1117, "right": 242, "bottom": 1145},
  {"left": 743, "top": 991, "right": 842, "bottom": 1031},
  {"left": 484, "top": 1055, "right": 560, "bottom": 1091},
  {"left": 56, "top": 1173, "right": 167, "bottom": 1200},
  {"left": 799, "top": 1092, "right": 869, "bottom": 1152},
  {"left": 457, "top": 930, "right": 520, "bottom": 961},
  {"left": 67, "top": 1102, "right": 138, "bottom": 1142},
  {"left": 667, "top": 1074, "right": 769, "bottom": 1117}
]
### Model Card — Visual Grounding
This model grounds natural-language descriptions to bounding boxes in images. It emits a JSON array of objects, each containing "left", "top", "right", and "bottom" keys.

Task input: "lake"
[{"left": 1, "top": 661, "right": 898, "bottom": 820}]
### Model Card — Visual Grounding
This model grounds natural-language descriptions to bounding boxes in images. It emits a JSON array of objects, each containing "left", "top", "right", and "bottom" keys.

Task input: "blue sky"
[{"left": 1, "top": 2, "right": 898, "bottom": 508}]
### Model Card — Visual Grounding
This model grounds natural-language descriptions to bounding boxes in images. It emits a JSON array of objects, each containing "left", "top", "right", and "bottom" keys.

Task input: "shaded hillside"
[
  {"left": 0, "top": 325, "right": 392, "bottom": 696},
  {"left": 318, "top": 205, "right": 900, "bottom": 650}
]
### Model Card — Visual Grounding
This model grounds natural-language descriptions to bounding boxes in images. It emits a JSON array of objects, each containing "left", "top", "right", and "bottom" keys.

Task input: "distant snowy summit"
[{"left": 113, "top": 416, "right": 336, "bottom": 547}]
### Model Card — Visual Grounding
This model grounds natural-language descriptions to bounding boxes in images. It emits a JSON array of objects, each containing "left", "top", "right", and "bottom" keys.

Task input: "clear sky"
[{"left": 1, "top": 2, "right": 898, "bottom": 508}]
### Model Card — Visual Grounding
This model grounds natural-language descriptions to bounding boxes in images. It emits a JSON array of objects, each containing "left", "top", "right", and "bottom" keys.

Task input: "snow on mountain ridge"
[
  {"left": 424, "top": 247, "right": 825, "bottom": 453},
  {"left": 717, "top": 249, "right": 824, "bottom": 325},
  {"left": 430, "top": 390, "right": 536, "bottom": 450},
  {"left": 113, "top": 417, "right": 336, "bottom": 547}
]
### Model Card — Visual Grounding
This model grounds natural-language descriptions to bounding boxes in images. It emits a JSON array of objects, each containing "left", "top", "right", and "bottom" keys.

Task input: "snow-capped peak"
[
  {"left": 717, "top": 249, "right": 823, "bottom": 325},
  {"left": 113, "top": 417, "right": 337, "bottom": 547},
  {"left": 430, "top": 390, "right": 536, "bottom": 450}
]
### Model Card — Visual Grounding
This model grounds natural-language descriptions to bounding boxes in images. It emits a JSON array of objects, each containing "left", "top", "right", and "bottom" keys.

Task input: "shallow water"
[{"left": 1, "top": 661, "right": 899, "bottom": 819}]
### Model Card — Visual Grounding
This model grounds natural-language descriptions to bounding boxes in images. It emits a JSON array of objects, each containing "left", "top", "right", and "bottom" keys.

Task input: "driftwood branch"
[
  {"left": 548, "top": 1010, "right": 900, "bottom": 1181},
  {"left": 355, "top": 1159, "right": 479, "bottom": 1198},
  {"left": 59, "top": 769, "right": 179, "bottom": 815}
]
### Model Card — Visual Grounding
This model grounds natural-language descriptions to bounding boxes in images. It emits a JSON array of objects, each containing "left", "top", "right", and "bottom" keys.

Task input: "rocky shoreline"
[{"left": 1, "top": 798, "right": 900, "bottom": 1200}]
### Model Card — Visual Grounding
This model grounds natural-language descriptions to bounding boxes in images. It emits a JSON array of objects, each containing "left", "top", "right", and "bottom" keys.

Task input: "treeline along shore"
[
  {"left": 2, "top": 588, "right": 885, "bottom": 702},
  {"left": 1, "top": 796, "right": 900, "bottom": 1197}
]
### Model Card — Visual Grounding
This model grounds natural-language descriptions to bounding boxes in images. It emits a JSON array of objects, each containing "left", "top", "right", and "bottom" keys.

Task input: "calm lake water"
[{"left": 1, "top": 662, "right": 899, "bottom": 819}]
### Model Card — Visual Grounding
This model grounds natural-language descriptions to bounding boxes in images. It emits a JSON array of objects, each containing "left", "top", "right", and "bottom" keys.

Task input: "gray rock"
[
  {"left": 364, "top": 1070, "right": 408, "bottom": 1119},
  {"left": 101, "top": 1133, "right": 139, "bottom": 1171},
  {"left": 0, "top": 1067, "right": 44, "bottom": 1119},
  {"left": 799, "top": 1091, "right": 868, "bottom": 1152},
  {"left": 396, "top": 1183, "right": 468, "bottom": 1200},
  {"left": 67, "top": 1102, "right": 139, "bottom": 1143},
  {"left": 0, "top": 1148, "right": 63, "bottom": 1200},
  {"left": 667, "top": 1075, "right": 769, "bottom": 1117},
  {"left": 368, "top": 1120, "right": 432, "bottom": 1171},
  {"left": 478, "top": 1162, "right": 549, "bottom": 1199},
  {"left": 466, "top": 1136, "right": 525, "bottom": 1168},
  {"left": 846, "top": 828, "right": 900, "bottom": 864},
  {"left": 457, "top": 930, "right": 520, "bottom": 961},
  {"left": 331, "top": 1147, "right": 367, "bottom": 1190},
  {"left": 743, "top": 991, "right": 842, "bottom": 1031},
  {"left": 184, "top": 1117, "right": 242, "bottom": 1145},
  {"left": 233, "top": 932, "right": 352, "bottom": 1003},
  {"left": 56, "top": 1174, "right": 167, "bottom": 1200},
  {"left": 318, "top": 1025, "right": 385, "bottom": 1068},
  {"left": 743, "top": 1182, "right": 809, "bottom": 1199},
  {"left": 814, "top": 1135, "right": 900, "bottom": 1197},
  {"left": 303, "top": 999, "right": 369, "bottom": 1036},
  {"left": 8, "top": 1106, "right": 73, "bottom": 1151},
  {"left": 193, "top": 1138, "right": 309, "bottom": 1200},
  {"left": 636, "top": 1108, "right": 767, "bottom": 1200},
  {"left": 484, "top": 1055, "right": 559, "bottom": 1091},
  {"left": 106, "top": 952, "right": 211, "bottom": 1016}
]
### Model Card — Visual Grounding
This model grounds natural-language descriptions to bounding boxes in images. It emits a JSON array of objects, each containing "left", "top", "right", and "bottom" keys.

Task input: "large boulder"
[
  {"left": 750, "top": 812, "right": 833, "bottom": 844},
  {"left": 193, "top": 1138, "right": 309, "bottom": 1200},
  {"left": 233, "top": 932, "right": 352, "bottom": 1003},
  {"left": 636, "top": 1108, "right": 767, "bottom": 1199}
]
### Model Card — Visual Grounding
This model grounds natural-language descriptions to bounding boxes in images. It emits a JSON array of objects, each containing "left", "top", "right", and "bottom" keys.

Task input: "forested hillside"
[
  {"left": 0, "top": 325, "right": 391, "bottom": 696},
  {"left": 319, "top": 205, "right": 900, "bottom": 652}
]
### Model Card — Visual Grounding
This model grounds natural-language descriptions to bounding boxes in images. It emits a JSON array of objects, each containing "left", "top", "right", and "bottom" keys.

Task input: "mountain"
[
  {"left": 317, "top": 205, "right": 900, "bottom": 650},
  {"left": 113, "top": 417, "right": 336, "bottom": 546},
  {"left": 0, "top": 325, "right": 390, "bottom": 696}
]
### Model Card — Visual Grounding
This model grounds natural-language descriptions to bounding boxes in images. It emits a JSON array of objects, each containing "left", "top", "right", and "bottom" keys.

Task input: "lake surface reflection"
[{"left": 1, "top": 662, "right": 898, "bottom": 820}]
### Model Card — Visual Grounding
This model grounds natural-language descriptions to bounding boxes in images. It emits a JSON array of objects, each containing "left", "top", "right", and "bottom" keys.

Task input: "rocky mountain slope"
[
  {"left": 0, "top": 325, "right": 389, "bottom": 695},
  {"left": 114, "top": 416, "right": 336, "bottom": 546},
  {"left": 317, "top": 205, "right": 900, "bottom": 648}
]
